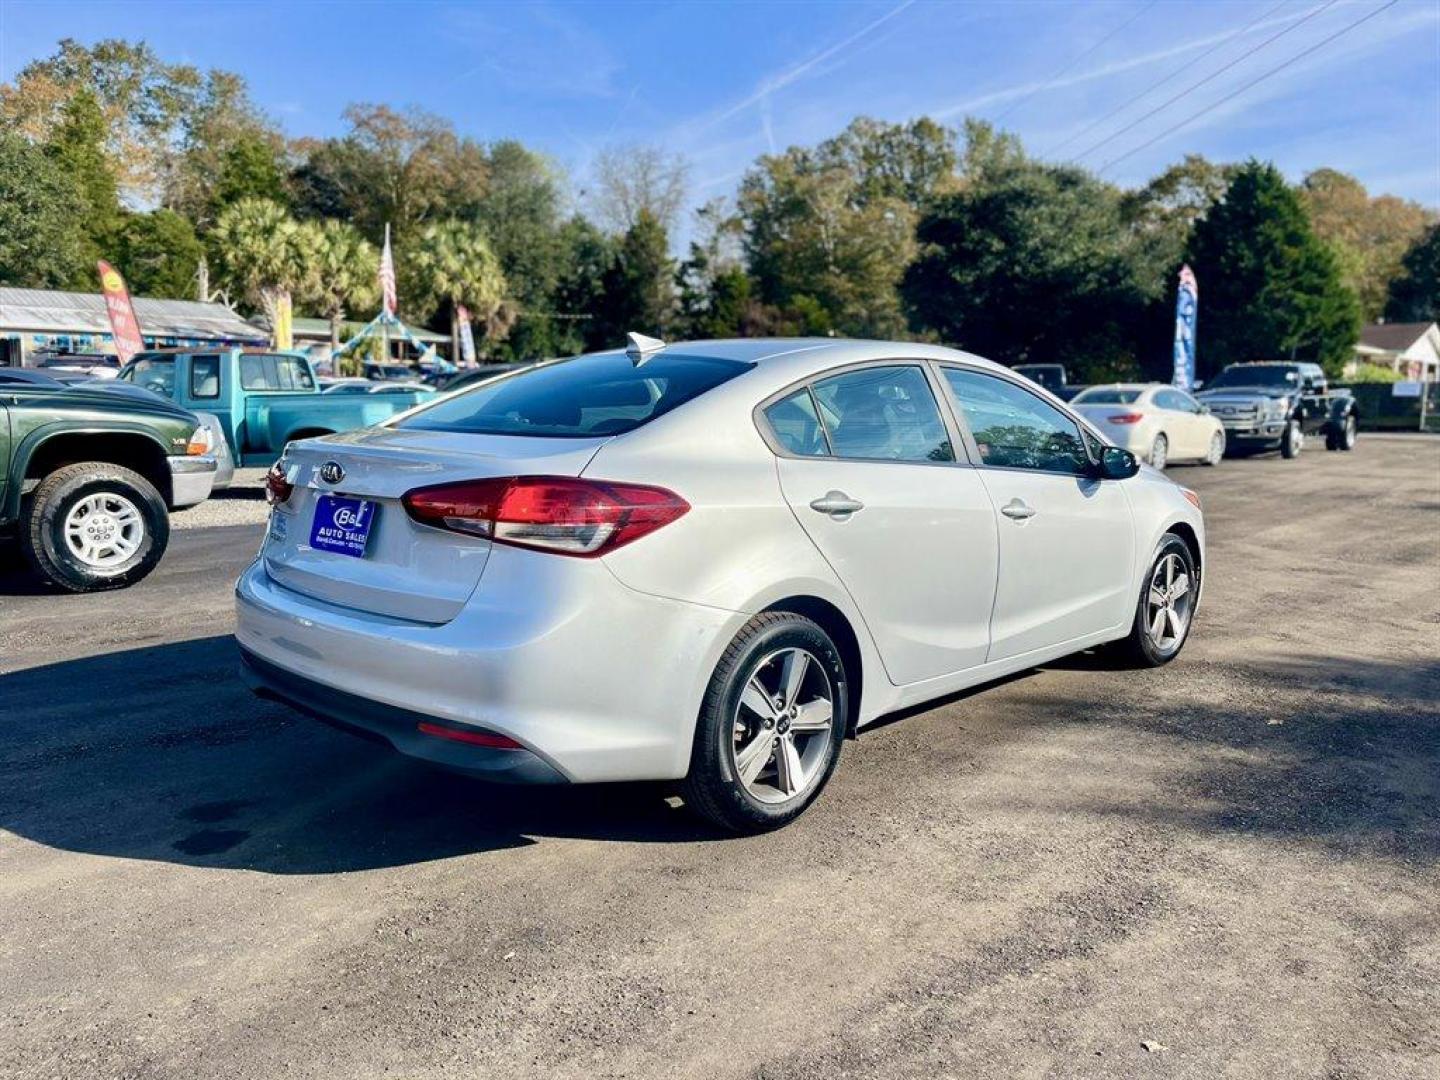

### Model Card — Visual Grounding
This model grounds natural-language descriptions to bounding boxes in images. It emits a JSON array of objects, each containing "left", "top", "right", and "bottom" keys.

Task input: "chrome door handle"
[
  {"left": 809, "top": 491, "right": 864, "bottom": 517},
  {"left": 1000, "top": 499, "right": 1036, "bottom": 521}
]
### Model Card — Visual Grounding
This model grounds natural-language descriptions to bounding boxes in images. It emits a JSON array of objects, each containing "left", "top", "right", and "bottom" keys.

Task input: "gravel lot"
[
  {"left": 1, "top": 438, "right": 1437, "bottom": 1079},
  {"left": 170, "top": 467, "right": 270, "bottom": 530}
]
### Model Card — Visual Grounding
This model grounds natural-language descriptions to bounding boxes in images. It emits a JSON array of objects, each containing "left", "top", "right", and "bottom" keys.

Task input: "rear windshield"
[
  {"left": 398, "top": 351, "right": 753, "bottom": 438},
  {"left": 1073, "top": 388, "right": 1142, "bottom": 404}
]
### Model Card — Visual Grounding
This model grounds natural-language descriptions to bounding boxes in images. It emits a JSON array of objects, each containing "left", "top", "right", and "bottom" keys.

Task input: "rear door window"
[
  {"left": 809, "top": 366, "right": 954, "bottom": 463},
  {"left": 399, "top": 352, "right": 753, "bottom": 438}
]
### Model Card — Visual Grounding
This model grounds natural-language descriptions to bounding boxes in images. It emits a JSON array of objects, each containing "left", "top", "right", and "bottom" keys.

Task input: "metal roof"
[{"left": 0, "top": 287, "right": 267, "bottom": 342}]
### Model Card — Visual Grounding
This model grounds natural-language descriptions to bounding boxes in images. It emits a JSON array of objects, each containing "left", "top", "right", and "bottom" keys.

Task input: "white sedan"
[
  {"left": 236, "top": 337, "right": 1205, "bottom": 832},
  {"left": 1071, "top": 383, "right": 1226, "bottom": 469}
]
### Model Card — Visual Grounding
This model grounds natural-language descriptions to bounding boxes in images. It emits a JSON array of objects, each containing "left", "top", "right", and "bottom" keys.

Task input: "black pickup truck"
[{"left": 1195, "top": 362, "right": 1358, "bottom": 458}]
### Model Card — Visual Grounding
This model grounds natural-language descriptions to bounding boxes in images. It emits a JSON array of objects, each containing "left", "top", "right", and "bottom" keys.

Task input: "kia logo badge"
[{"left": 319, "top": 461, "right": 345, "bottom": 485}]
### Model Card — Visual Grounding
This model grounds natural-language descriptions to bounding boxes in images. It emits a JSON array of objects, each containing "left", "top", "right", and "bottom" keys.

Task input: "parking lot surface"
[{"left": 2, "top": 439, "right": 1437, "bottom": 1079}]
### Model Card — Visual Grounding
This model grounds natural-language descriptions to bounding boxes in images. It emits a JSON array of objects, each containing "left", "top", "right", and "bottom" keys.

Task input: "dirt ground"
[{"left": 1, "top": 436, "right": 1437, "bottom": 1079}]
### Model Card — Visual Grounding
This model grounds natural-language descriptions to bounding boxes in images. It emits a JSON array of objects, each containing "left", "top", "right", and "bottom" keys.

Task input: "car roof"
[{"left": 593, "top": 337, "right": 1008, "bottom": 381}]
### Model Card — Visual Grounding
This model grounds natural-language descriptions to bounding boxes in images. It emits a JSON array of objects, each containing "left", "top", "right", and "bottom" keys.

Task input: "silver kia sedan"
[{"left": 236, "top": 337, "right": 1205, "bottom": 832}]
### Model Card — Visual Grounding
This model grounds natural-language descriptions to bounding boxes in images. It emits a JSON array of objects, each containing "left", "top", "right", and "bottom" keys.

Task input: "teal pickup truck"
[{"left": 117, "top": 349, "right": 435, "bottom": 467}]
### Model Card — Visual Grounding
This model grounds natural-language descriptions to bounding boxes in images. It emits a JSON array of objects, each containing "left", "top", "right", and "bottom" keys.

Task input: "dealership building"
[{"left": 0, "top": 286, "right": 265, "bottom": 367}]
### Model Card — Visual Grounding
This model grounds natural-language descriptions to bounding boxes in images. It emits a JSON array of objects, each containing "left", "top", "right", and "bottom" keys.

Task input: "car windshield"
[
  {"left": 398, "top": 351, "right": 753, "bottom": 438},
  {"left": 1208, "top": 366, "right": 1298, "bottom": 389},
  {"left": 1073, "top": 388, "right": 1142, "bottom": 404}
]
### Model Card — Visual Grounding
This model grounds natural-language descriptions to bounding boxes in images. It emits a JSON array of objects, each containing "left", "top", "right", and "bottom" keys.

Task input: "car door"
[
  {"left": 1153, "top": 388, "right": 1206, "bottom": 458},
  {"left": 765, "top": 363, "right": 999, "bottom": 685},
  {"left": 938, "top": 366, "right": 1135, "bottom": 662}
]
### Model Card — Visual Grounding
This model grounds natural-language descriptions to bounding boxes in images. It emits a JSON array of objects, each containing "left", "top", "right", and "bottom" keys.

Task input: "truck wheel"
[
  {"left": 1280, "top": 420, "right": 1303, "bottom": 459},
  {"left": 20, "top": 462, "right": 169, "bottom": 593},
  {"left": 1326, "top": 414, "right": 1357, "bottom": 452}
]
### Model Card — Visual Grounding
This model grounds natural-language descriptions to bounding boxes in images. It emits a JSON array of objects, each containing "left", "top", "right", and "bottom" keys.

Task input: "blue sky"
[{"left": 3, "top": 0, "right": 1437, "bottom": 225}]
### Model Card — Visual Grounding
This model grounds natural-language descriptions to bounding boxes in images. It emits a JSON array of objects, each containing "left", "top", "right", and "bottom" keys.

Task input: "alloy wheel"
[
  {"left": 1144, "top": 553, "right": 1193, "bottom": 655},
  {"left": 731, "top": 647, "right": 835, "bottom": 805},
  {"left": 1208, "top": 431, "right": 1225, "bottom": 465},
  {"left": 63, "top": 492, "right": 145, "bottom": 569}
]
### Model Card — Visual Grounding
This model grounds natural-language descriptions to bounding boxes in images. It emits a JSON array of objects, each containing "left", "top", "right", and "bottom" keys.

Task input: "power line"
[
  {"left": 1048, "top": 0, "right": 1290, "bottom": 158},
  {"left": 1070, "top": 0, "right": 1339, "bottom": 164},
  {"left": 1097, "top": 0, "right": 1402, "bottom": 174},
  {"left": 991, "top": 1, "right": 1160, "bottom": 127}
]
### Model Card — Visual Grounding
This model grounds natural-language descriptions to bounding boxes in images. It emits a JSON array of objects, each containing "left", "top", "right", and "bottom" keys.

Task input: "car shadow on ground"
[
  {"left": 1, "top": 635, "right": 724, "bottom": 874},
  {"left": 3, "top": 634, "right": 1437, "bottom": 874}
]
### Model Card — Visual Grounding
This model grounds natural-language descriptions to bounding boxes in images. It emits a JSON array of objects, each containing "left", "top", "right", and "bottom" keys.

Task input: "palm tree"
[
  {"left": 298, "top": 219, "right": 379, "bottom": 352},
  {"left": 210, "top": 198, "right": 309, "bottom": 332},
  {"left": 406, "top": 220, "right": 507, "bottom": 361}
]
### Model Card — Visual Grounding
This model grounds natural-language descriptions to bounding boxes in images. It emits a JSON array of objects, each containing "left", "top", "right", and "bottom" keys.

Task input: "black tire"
[
  {"left": 1111, "top": 533, "right": 1198, "bottom": 668},
  {"left": 681, "top": 612, "right": 848, "bottom": 833},
  {"left": 1326, "top": 414, "right": 1358, "bottom": 452},
  {"left": 1280, "top": 420, "right": 1302, "bottom": 459},
  {"left": 20, "top": 461, "right": 169, "bottom": 592}
]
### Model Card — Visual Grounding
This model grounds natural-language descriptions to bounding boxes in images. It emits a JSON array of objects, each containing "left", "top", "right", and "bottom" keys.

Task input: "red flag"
[
  {"left": 379, "top": 224, "right": 397, "bottom": 316},
  {"left": 97, "top": 261, "right": 145, "bottom": 364}
]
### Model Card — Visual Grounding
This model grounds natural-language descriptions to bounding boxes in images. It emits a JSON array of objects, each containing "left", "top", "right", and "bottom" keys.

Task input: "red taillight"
[
  {"left": 265, "top": 461, "right": 293, "bottom": 505},
  {"left": 416, "top": 721, "right": 524, "bottom": 750},
  {"left": 1108, "top": 412, "right": 1145, "bottom": 424},
  {"left": 402, "top": 476, "right": 689, "bottom": 557}
]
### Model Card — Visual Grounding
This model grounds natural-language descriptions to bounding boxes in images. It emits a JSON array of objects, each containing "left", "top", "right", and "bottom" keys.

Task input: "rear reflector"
[
  {"left": 402, "top": 475, "right": 689, "bottom": 557},
  {"left": 1108, "top": 412, "right": 1144, "bottom": 424},
  {"left": 417, "top": 721, "right": 524, "bottom": 750}
]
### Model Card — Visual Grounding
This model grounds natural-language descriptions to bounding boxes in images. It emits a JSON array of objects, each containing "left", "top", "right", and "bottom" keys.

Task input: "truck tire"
[
  {"left": 1280, "top": 420, "right": 1303, "bottom": 459},
  {"left": 20, "top": 462, "right": 169, "bottom": 592},
  {"left": 1326, "top": 414, "right": 1357, "bottom": 452}
]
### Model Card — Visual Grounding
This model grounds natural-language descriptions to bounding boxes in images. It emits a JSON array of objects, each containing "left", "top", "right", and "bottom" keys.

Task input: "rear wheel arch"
[{"left": 761, "top": 595, "right": 864, "bottom": 737}]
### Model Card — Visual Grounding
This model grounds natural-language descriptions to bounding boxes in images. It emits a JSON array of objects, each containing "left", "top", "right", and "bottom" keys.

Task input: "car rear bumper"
[
  {"left": 239, "top": 646, "right": 568, "bottom": 783},
  {"left": 233, "top": 549, "right": 744, "bottom": 784},
  {"left": 168, "top": 454, "right": 217, "bottom": 508}
]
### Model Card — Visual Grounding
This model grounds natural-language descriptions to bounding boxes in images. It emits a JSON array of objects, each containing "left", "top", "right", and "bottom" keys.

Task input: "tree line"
[{"left": 2, "top": 38, "right": 1436, "bottom": 379}]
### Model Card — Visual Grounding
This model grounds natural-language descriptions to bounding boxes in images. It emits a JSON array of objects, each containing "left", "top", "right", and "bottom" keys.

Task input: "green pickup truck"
[
  {"left": 0, "top": 369, "right": 217, "bottom": 591},
  {"left": 118, "top": 349, "right": 435, "bottom": 467}
]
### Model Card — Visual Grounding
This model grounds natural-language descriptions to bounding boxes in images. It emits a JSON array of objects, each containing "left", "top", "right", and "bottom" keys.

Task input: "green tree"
[
  {"left": 114, "top": 209, "right": 203, "bottom": 298},
  {"left": 211, "top": 130, "right": 289, "bottom": 215},
  {"left": 1385, "top": 223, "right": 1440, "bottom": 323},
  {"left": 903, "top": 160, "right": 1152, "bottom": 380},
  {"left": 1186, "top": 161, "right": 1361, "bottom": 377},
  {"left": 1300, "top": 169, "right": 1432, "bottom": 320},
  {"left": 739, "top": 151, "right": 914, "bottom": 338},
  {"left": 297, "top": 105, "right": 490, "bottom": 240},
  {"left": 473, "top": 141, "right": 568, "bottom": 360},
  {"left": 554, "top": 216, "right": 613, "bottom": 353},
  {"left": 1122, "top": 154, "right": 1235, "bottom": 281},
  {"left": 676, "top": 199, "right": 748, "bottom": 339},
  {"left": 0, "top": 130, "right": 87, "bottom": 288},
  {"left": 813, "top": 116, "right": 958, "bottom": 208},
  {"left": 44, "top": 88, "right": 121, "bottom": 275},
  {"left": 297, "top": 219, "right": 379, "bottom": 350},
  {"left": 209, "top": 197, "right": 310, "bottom": 326},
  {"left": 405, "top": 220, "right": 507, "bottom": 355},
  {"left": 591, "top": 209, "right": 675, "bottom": 347}
]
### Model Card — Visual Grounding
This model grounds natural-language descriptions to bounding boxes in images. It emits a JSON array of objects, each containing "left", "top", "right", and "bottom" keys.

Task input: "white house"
[{"left": 1349, "top": 321, "right": 1440, "bottom": 381}]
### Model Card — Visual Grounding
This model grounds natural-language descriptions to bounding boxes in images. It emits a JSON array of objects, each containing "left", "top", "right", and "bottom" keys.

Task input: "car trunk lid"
[{"left": 262, "top": 427, "right": 608, "bottom": 623}]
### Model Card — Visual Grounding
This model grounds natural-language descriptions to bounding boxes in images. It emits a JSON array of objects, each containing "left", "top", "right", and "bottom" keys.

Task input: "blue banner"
[{"left": 1172, "top": 264, "right": 1198, "bottom": 391}]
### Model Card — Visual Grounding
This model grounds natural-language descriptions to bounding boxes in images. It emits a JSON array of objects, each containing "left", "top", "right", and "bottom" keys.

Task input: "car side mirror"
[
  {"left": 1198, "top": 403, "right": 1211, "bottom": 414},
  {"left": 1096, "top": 446, "right": 1140, "bottom": 480}
]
